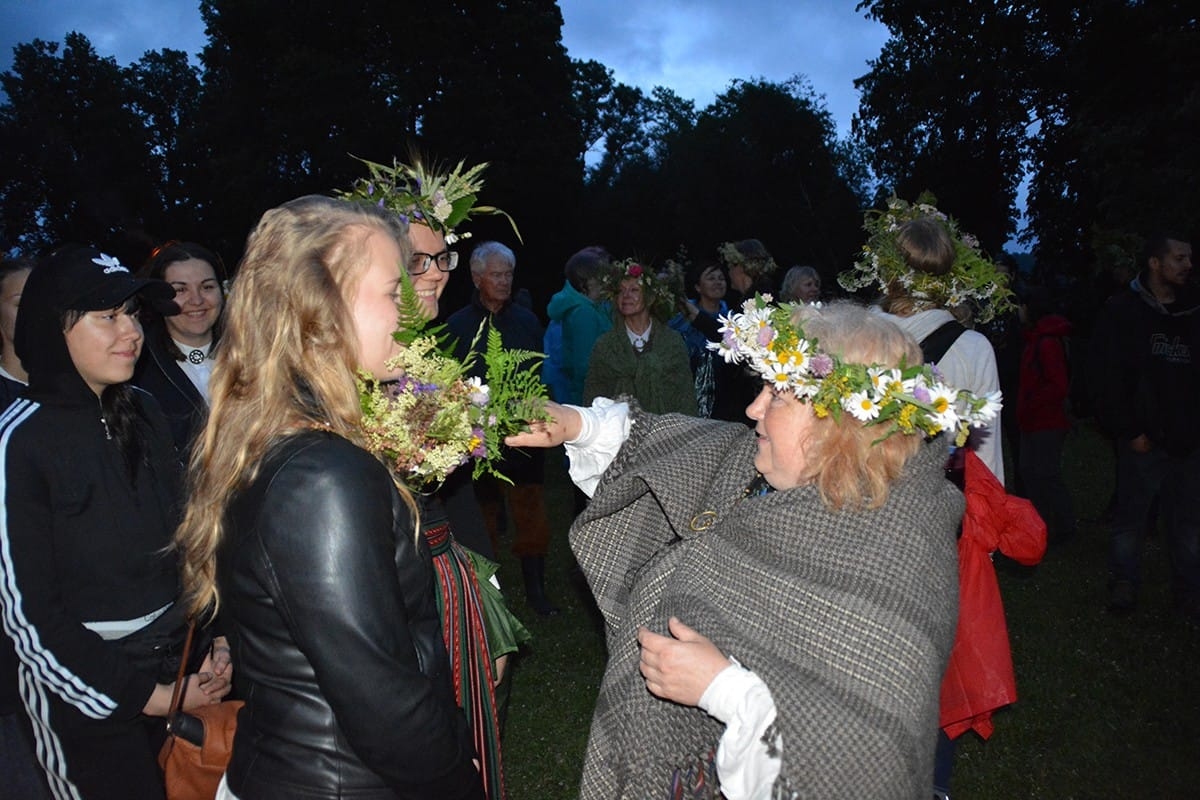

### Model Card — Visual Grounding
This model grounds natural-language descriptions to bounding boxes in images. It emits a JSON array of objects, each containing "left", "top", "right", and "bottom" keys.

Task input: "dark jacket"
[
  {"left": 446, "top": 291, "right": 545, "bottom": 379},
  {"left": 133, "top": 325, "right": 207, "bottom": 454},
  {"left": 218, "top": 430, "right": 482, "bottom": 800},
  {"left": 1088, "top": 274, "right": 1200, "bottom": 455},
  {"left": 0, "top": 265, "right": 182, "bottom": 727},
  {"left": 0, "top": 373, "right": 23, "bottom": 409},
  {"left": 446, "top": 292, "right": 548, "bottom": 486}
]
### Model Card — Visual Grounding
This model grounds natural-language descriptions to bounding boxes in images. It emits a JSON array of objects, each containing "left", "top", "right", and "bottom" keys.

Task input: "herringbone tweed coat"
[{"left": 570, "top": 412, "right": 962, "bottom": 799}]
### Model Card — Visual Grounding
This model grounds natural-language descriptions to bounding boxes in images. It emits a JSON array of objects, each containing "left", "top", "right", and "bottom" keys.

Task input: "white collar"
[{"left": 624, "top": 321, "right": 652, "bottom": 352}]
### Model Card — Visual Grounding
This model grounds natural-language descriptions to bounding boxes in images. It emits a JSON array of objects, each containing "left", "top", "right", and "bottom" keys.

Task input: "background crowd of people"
[{"left": 0, "top": 164, "right": 1194, "bottom": 799}]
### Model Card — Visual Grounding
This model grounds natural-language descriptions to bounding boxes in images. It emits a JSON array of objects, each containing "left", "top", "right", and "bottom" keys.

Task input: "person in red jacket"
[{"left": 1017, "top": 286, "right": 1076, "bottom": 545}]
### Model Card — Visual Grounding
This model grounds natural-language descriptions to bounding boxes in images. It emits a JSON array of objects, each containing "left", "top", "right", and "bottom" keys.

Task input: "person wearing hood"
[
  {"left": 1016, "top": 286, "right": 1075, "bottom": 545},
  {"left": 546, "top": 246, "right": 612, "bottom": 406},
  {"left": 0, "top": 245, "right": 232, "bottom": 799},
  {"left": 1088, "top": 232, "right": 1200, "bottom": 619}
]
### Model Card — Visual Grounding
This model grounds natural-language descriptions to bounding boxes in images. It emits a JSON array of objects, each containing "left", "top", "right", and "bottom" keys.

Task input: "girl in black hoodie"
[{"left": 0, "top": 245, "right": 231, "bottom": 798}]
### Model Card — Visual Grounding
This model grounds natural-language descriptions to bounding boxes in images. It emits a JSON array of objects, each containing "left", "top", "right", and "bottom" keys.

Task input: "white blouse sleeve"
[
  {"left": 562, "top": 398, "right": 632, "bottom": 497},
  {"left": 698, "top": 659, "right": 782, "bottom": 800}
]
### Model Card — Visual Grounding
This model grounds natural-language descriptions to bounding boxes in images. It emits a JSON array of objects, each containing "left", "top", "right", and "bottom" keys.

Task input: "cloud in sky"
[
  {"left": 558, "top": 0, "right": 889, "bottom": 135},
  {"left": 2, "top": 0, "right": 888, "bottom": 136}
]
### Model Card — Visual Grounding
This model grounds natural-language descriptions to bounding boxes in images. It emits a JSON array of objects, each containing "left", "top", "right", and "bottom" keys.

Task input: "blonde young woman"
[{"left": 175, "top": 195, "right": 483, "bottom": 800}]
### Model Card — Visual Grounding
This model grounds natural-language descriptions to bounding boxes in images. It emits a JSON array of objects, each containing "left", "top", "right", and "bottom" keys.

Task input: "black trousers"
[{"left": 23, "top": 687, "right": 165, "bottom": 800}]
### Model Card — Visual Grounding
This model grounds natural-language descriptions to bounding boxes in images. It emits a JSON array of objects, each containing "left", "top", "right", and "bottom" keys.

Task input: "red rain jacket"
[{"left": 939, "top": 449, "right": 1047, "bottom": 739}]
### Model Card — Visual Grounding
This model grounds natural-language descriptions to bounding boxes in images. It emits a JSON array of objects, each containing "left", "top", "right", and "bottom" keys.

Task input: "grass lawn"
[{"left": 494, "top": 425, "right": 1200, "bottom": 799}]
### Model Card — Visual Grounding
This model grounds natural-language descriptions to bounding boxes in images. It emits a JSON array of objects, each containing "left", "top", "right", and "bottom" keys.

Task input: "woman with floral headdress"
[
  {"left": 839, "top": 195, "right": 1030, "bottom": 798},
  {"left": 584, "top": 259, "right": 696, "bottom": 416},
  {"left": 719, "top": 238, "right": 778, "bottom": 308},
  {"left": 839, "top": 194, "right": 1014, "bottom": 485},
  {"left": 507, "top": 299, "right": 999, "bottom": 799},
  {"left": 339, "top": 157, "right": 527, "bottom": 800}
]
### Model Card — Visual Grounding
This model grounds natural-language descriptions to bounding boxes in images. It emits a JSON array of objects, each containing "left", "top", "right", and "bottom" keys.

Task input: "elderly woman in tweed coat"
[{"left": 508, "top": 301, "right": 976, "bottom": 800}]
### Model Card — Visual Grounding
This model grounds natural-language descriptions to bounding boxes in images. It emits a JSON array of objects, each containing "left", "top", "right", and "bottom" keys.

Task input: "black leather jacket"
[{"left": 217, "top": 430, "right": 483, "bottom": 799}]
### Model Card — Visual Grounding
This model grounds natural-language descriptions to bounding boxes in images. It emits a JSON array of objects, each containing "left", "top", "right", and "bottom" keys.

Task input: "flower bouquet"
[{"left": 358, "top": 278, "right": 548, "bottom": 489}]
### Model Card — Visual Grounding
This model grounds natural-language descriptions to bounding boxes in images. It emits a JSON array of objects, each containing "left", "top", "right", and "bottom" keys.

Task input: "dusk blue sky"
[
  {"left": 0, "top": 2, "right": 1030, "bottom": 245},
  {"left": 0, "top": 0, "right": 889, "bottom": 138}
]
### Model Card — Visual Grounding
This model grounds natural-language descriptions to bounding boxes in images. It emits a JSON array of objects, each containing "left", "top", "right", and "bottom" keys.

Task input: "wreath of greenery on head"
[
  {"left": 338, "top": 155, "right": 520, "bottom": 245},
  {"left": 837, "top": 192, "right": 1014, "bottom": 324},
  {"left": 718, "top": 240, "right": 779, "bottom": 280},
  {"left": 598, "top": 258, "right": 685, "bottom": 323}
]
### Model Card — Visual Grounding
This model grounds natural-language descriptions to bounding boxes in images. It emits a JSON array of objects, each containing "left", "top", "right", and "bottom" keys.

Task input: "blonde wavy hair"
[
  {"left": 793, "top": 302, "right": 925, "bottom": 510},
  {"left": 175, "top": 195, "right": 413, "bottom": 619}
]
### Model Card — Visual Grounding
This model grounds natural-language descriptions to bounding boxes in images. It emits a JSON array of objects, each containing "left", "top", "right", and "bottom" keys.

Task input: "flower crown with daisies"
[
  {"left": 709, "top": 295, "right": 1001, "bottom": 445},
  {"left": 338, "top": 155, "right": 520, "bottom": 245},
  {"left": 718, "top": 240, "right": 778, "bottom": 279},
  {"left": 599, "top": 258, "right": 684, "bottom": 322},
  {"left": 837, "top": 192, "right": 1013, "bottom": 324}
]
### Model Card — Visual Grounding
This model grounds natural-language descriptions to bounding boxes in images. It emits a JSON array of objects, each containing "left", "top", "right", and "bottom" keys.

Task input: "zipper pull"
[{"left": 101, "top": 416, "right": 112, "bottom": 440}]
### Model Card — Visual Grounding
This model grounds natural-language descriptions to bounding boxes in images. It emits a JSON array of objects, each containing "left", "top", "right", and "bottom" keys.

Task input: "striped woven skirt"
[{"left": 424, "top": 519, "right": 506, "bottom": 800}]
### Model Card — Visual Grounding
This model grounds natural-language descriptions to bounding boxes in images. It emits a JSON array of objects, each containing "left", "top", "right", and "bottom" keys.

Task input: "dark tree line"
[
  {"left": 855, "top": 0, "right": 1199, "bottom": 280},
  {"left": 2, "top": 0, "right": 1196, "bottom": 308}
]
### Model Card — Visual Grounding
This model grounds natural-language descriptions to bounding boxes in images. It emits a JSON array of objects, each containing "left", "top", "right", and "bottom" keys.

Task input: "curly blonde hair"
[
  {"left": 175, "top": 195, "right": 414, "bottom": 619},
  {"left": 793, "top": 302, "right": 924, "bottom": 509}
]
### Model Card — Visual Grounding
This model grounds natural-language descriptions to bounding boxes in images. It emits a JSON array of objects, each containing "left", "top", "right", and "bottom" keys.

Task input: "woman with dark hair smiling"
[{"left": 135, "top": 240, "right": 226, "bottom": 453}]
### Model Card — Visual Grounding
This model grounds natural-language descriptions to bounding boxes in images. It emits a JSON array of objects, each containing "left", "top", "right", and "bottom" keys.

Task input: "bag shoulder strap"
[
  {"left": 920, "top": 320, "right": 967, "bottom": 365},
  {"left": 166, "top": 619, "right": 197, "bottom": 721}
]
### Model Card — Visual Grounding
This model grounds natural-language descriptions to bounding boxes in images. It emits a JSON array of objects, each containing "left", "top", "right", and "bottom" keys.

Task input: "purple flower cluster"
[{"left": 387, "top": 377, "right": 440, "bottom": 397}]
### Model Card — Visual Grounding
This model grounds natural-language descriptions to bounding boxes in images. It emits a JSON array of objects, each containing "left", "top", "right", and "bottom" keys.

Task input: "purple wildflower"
[
  {"left": 757, "top": 325, "right": 773, "bottom": 347},
  {"left": 913, "top": 386, "right": 931, "bottom": 403},
  {"left": 366, "top": 182, "right": 375, "bottom": 197},
  {"left": 810, "top": 353, "right": 834, "bottom": 377}
]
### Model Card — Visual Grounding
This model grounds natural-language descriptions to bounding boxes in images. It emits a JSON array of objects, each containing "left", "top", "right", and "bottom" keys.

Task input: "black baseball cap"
[{"left": 41, "top": 244, "right": 175, "bottom": 312}]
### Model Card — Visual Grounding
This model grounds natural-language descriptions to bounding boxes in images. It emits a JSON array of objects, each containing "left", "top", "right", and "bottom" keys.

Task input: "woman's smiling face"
[
  {"left": 163, "top": 258, "right": 223, "bottom": 347},
  {"left": 406, "top": 223, "right": 450, "bottom": 319}
]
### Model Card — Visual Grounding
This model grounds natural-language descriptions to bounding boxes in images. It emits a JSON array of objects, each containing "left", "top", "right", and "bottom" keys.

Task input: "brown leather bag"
[{"left": 157, "top": 620, "right": 243, "bottom": 800}]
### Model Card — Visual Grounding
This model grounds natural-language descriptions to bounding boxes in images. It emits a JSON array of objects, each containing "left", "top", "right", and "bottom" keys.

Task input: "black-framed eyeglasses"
[{"left": 408, "top": 250, "right": 459, "bottom": 274}]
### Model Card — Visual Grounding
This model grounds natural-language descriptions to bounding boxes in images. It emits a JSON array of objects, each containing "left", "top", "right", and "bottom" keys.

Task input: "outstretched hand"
[
  {"left": 503, "top": 401, "right": 582, "bottom": 449},
  {"left": 638, "top": 616, "right": 731, "bottom": 707}
]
